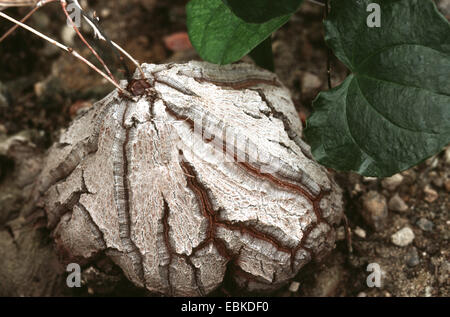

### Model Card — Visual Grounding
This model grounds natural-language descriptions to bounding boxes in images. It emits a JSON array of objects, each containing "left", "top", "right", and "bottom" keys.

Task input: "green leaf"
[
  {"left": 187, "top": 0, "right": 290, "bottom": 65},
  {"left": 222, "top": 0, "right": 303, "bottom": 23},
  {"left": 305, "top": 0, "right": 450, "bottom": 177},
  {"left": 249, "top": 36, "right": 274, "bottom": 71}
]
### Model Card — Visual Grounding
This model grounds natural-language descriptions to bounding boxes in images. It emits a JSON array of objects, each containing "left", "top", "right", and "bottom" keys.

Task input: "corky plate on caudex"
[{"left": 33, "top": 61, "right": 344, "bottom": 296}]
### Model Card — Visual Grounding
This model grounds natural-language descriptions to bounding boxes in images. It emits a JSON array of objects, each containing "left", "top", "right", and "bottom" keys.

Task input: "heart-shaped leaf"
[
  {"left": 305, "top": 0, "right": 450, "bottom": 177},
  {"left": 187, "top": 0, "right": 290, "bottom": 65},
  {"left": 222, "top": 0, "right": 304, "bottom": 23}
]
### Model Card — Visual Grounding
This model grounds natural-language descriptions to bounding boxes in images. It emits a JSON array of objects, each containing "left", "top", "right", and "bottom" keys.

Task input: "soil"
[{"left": 0, "top": 0, "right": 448, "bottom": 297}]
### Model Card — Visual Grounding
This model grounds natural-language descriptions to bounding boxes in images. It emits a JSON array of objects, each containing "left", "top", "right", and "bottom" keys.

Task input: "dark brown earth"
[{"left": 0, "top": 0, "right": 448, "bottom": 297}]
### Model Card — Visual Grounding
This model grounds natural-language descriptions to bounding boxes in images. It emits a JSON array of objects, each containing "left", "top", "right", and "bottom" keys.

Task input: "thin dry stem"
[
  {"left": 60, "top": 0, "right": 118, "bottom": 84},
  {"left": 0, "top": 10, "right": 128, "bottom": 94},
  {"left": 0, "top": 5, "right": 38, "bottom": 42},
  {"left": 0, "top": 0, "right": 57, "bottom": 42}
]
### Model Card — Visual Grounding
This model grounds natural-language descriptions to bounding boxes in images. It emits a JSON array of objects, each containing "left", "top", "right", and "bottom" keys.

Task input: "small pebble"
[
  {"left": 362, "top": 176, "right": 377, "bottom": 183},
  {"left": 425, "top": 156, "right": 439, "bottom": 169},
  {"left": 163, "top": 32, "right": 192, "bottom": 51},
  {"left": 423, "top": 185, "right": 438, "bottom": 203},
  {"left": 401, "top": 169, "right": 417, "bottom": 183},
  {"left": 391, "top": 227, "right": 415, "bottom": 247},
  {"left": 301, "top": 72, "right": 322, "bottom": 94},
  {"left": 388, "top": 194, "right": 408, "bottom": 213},
  {"left": 416, "top": 218, "right": 434, "bottom": 232},
  {"left": 361, "top": 191, "right": 388, "bottom": 231},
  {"left": 444, "top": 147, "right": 450, "bottom": 165},
  {"left": 430, "top": 172, "right": 444, "bottom": 188},
  {"left": 289, "top": 281, "right": 300, "bottom": 293},
  {"left": 425, "top": 286, "right": 433, "bottom": 297},
  {"left": 101, "top": 8, "right": 111, "bottom": 18},
  {"left": 381, "top": 174, "right": 404, "bottom": 191},
  {"left": 336, "top": 226, "right": 346, "bottom": 241},
  {"left": 0, "top": 82, "right": 8, "bottom": 109},
  {"left": 406, "top": 247, "right": 420, "bottom": 267},
  {"left": 354, "top": 226, "right": 366, "bottom": 239},
  {"left": 444, "top": 179, "right": 450, "bottom": 193},
  {"left": 61, "top": 25, "right": 76, "bottom": 46},
  {"left": 353, "top": 183, "right": 363, "bottom": 194},
  {"left": 357, "top": 292, "right": 367, "bottom": 297},
  {"left": 34, "top": 82, "right": 46, "bottom": 98}
]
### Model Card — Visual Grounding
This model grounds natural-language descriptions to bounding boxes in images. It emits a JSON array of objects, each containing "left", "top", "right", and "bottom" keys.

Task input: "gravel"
[
  {"left": 361, "top": 191, "right": 388, "bottom": 231},
  {"left": 388, "top": 194, "right": 408, "bottom": 213},
  {"left": 289, "top": 281, "right": 300, "bottom": 293},
  {"left": 354, "top": 226, "right": 366, "bottom": 239},
  {"left": 391, "top": 227, "right": 415, "bottom": 247},
  {"left": 381, "top": 174, "right": 404, "bottom": 191},
  {"left": 423, "top": 185, "right": 439, "bottom": 203},
  {"left": 405, "top": 247, "right": 420, "bottom": 267},
  {"left": 416, "top": 218, "right": 434, "bottom": 232}
]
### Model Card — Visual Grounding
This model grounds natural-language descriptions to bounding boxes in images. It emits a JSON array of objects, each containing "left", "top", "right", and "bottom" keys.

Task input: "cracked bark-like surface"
[{"left": 34, "top": 61, "right": 344, "bottom": 296}]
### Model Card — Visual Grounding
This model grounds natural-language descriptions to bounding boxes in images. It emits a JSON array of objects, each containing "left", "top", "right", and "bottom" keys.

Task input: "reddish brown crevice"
[
  {"left": 254, "top": 88, "right": 313, "bottom": 160},
  {"left": 179, "top": 151, "right": 298, "bottom": 264},
  {"left": 193, "top": 76, "right": 281, "bottom": 90},
  {"left": 215, "top": 221, "right": 292, "bottom": 255},
  {"left": 255, "top": 89, "right": 297, "bottom": 139},
  {"left": 290, "top": 224, "right": 316, "bottom": 271},
  {"left": 155, "top": 77, "right": 198, "bottom": 96},
  {"left": 118, "top": 102, "right": 146, "bottom": 285},
  {"left": 179, "top": 254, "right": 206, "bottom": 296},
  {"left": 165, "top": 101, "right": 321, "bottom": 204},
  {"left": 170, "top": 101, "right": 332, "bottom": 276},
  {"left": 161, "top": 198, "right": 174, "bottom": 296},
  {"left": 162, "top": 195, "right": 206, "bottom": 296},
  {"left": 179, "top": 150, "right": 230, "bottom": 259}
]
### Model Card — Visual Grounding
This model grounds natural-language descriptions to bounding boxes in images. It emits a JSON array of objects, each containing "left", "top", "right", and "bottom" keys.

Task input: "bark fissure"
[
  {"left": 161, "top": 198, "right": 174, "bottom": 296},
  {"left": 179, "top": 152, "right": 309, "bottom": 272},
  {"left": 47, "top": 170, "right": 91, "bottom": 229},
  {"left": 164, "top": 101, "right": 320, "bottom": 201},
  {"left": 111, "top": 101, "right": 145, "bottom": 286},
  {"left": 155, "top": 77, "right": 198, "bottom": 96},
  {"left": 194, "top": 76, "right": 280, "bottom": 90},
  {"left": 77, "top": 202, "right": 107, "bottom": 250},
  {"left": 38, "top": 97, "right": 118, "bottom": 197},
  {"left": 255, "top": 89, "right": 313, "bottom": 160}
]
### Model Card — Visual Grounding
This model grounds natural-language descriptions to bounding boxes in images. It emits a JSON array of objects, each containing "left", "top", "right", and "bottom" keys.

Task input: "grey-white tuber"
[{"left": 34, "top": 61, "right": 344, "bottom": 296}]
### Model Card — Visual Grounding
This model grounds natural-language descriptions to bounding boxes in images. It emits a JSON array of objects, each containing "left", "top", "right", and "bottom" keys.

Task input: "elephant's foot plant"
[
  {"left": 0, "top": 0, "right": 448, "bottom": 297},
  {"left": 34, "top": 62, "right": 344, "bottom": 295}
]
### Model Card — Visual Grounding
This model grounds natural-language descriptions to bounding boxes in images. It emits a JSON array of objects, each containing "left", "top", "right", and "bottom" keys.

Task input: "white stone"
[
  {"left": 354, "top": 226, "right": 366, "bottom": 239},
  {"left": 381, "top": 174, "right": 404, "bottom": 191},
  {"left": 289, "top": 281, "right": 300, "bottom": 292},
  {"left": 391, "top": 227, "right": 415, "bottom": 247}
]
